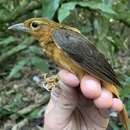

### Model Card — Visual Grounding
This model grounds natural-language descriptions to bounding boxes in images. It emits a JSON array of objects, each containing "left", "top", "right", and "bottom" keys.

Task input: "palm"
[
  {"left": 61, "top": 92, "right": 109, "bottom": 130},
  {"left": 44, "top": 87, "right": 109, "bottom": 130}
]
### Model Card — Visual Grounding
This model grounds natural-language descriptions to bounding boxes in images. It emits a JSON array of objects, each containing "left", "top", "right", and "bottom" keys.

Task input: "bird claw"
[{"left": 41, "top": 73, "right": 59, "bottom": 91}]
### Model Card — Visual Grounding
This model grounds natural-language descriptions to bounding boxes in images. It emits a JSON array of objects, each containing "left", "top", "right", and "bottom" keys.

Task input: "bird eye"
[{"left": 31, "top": 22, "right": 39, "bottom": 29}]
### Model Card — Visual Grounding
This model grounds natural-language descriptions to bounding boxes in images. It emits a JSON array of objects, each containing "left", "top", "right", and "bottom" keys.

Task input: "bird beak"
[{"left": 8, "top": 23, "right": 29, "bottom": 32}]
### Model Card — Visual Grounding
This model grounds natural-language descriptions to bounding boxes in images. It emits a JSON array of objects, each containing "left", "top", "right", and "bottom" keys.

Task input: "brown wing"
[{"left": 52, "top": 29, "right": 121, "bottom": 86}]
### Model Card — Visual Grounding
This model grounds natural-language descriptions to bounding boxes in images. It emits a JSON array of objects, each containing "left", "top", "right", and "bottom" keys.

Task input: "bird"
[{"left": 8, "top": 18, "right": 129, "bottom": 130}]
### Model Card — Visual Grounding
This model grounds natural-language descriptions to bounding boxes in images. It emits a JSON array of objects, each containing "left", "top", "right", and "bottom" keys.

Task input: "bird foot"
[{"left": 41, "top": 73, "right": 59, "bottom": 91}]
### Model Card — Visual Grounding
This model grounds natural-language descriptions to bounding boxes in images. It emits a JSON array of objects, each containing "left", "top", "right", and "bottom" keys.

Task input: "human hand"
[{"left": 44, "top": 70, "right": 123, "bottom": 130}]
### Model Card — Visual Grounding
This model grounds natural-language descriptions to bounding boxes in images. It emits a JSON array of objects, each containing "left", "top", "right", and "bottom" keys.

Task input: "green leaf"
[
  {"left": 8, "top": 94, "right": 24, "bottom": 112},
  {"left": 8, "top": 58, "right": 29, "bottom": 79},
  {"left": 42, "top": 0, "right": 60, "bottom": 19},
  {"left": 79, "top": 2, "right": 116, "bottom": 14},
  {"left": 120, "top": 84, "right": 130, "bottom": 99},
  {"left": 109, "top": 120, "right": 120, "bottom": 130},
  {"left": 103, "top": 0, "right": 113, "bottom": 6},
  {"left": 126, "top": 99, "right": 130, "bottom": 112},
  {"left": 0, "top": 5, "right": 10, "bottom": 20},
  {"left": 58, "top": 2, "right": 77, "bottom": 22},
  {"left": 94, "top": 17, "right": 109, "bottom": 40},
  {"left": 8, "top": 44, "right": 27, "bottom": 53},
  {"left": 31, "top": 56, "right": 49, "bottom": 72},
  {"left": 0, "top": 36, "right": 15, "bottom": 46},
  {"left": 96, "top": 39, "right": 111, "bottom": 58},
  {"left": 126, "top": 77, "right": 130, "bottom": 84},
  {"left": 0, "top": 107, "right": 13, "bottom": 118},
  {"left": 58, "top": 1, "right": 116, "bottom": 22},
  {"left": 0, "top": 44, "right": 28, "bottom": 63},
  {"left": 28, "top": 46, "right": 43, "bottom": 55},
  {"left": 28, "top": 107, "right": 41, "bottom": 118}
]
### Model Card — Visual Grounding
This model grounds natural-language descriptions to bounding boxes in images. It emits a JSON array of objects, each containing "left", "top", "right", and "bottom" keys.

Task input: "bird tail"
[
  {"left": 102, "top": 82, "right": 129, "bottom": 130},
  {"left": 119, "top": 106, "right": 129, "bottom": 130}
]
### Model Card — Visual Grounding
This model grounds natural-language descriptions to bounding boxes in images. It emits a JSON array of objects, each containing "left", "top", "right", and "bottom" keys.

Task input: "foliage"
[{"left": 0, "top": 0, "right": 130, "bottom": 129}]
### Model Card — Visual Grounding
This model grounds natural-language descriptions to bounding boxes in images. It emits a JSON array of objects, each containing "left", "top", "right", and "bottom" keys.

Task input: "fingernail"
[
  {"left": 58, "top": 70, "right": 79, "bottom": 87},
  {"left": 68, "top": 73, "right": 79, "bottom": 81}
]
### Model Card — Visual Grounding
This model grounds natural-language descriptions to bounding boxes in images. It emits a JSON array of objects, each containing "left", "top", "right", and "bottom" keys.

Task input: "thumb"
[{"left": 44, "top": 81, "right": 78, "bottom": 130}]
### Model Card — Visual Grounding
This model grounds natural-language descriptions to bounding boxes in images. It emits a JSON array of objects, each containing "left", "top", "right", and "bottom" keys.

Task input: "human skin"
[{"left": 44, "top": 70, "right": 123, "bottom": 130}]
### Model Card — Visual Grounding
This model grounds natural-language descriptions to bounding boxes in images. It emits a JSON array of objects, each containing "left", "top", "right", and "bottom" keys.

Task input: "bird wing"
[{"left": 52, "top": 29, "right": 120, "bottom": 86}]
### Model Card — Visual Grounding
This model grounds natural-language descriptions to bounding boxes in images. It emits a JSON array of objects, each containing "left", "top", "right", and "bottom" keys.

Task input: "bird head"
[{"left": 8, "top": 18, "right": 61, "bottom": 43}]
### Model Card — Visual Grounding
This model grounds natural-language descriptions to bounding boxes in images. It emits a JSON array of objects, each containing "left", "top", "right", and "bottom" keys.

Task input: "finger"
[
  {"left": 94, "top": 90, "right": 123, "bottom": 118},
  {"left": 58, "top": 70, "right": 79, "bottom": 87},
  {"left": 44, "top": 81, "right": 78, "bottom": 130},
  {"left": 111, "top": 98, "right": 123, "bottom": 112},
  {"left": 98, "top": 98, "right": 123, "bottom": 118},
  {"left": 94, "top": 89, "right": 113, "bottom": 109},
  {"left": 80, "top": 75, "right": 101, "bottom": 99}
]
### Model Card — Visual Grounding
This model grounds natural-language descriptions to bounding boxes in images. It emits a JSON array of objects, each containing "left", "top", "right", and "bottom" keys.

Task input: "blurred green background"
[{"left": 0, "top": 0, "right": 130, "bottom": 129}]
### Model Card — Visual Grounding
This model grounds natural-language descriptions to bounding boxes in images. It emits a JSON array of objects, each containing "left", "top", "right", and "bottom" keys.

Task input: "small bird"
[{"left": 8, "top": 18, "right": 129, "bottom": 130}]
